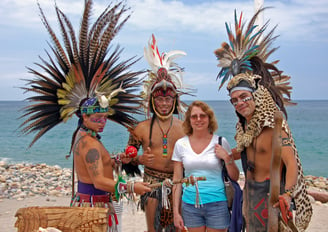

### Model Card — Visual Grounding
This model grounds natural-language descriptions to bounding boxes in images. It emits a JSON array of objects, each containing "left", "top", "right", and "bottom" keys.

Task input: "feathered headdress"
[
  {"left": 19, "top": 0, "right": 143, "bottom": 147},
  {"left": 141, "top": 34, "right": 193, "bottom": 118},
  {"left": 214, "top": 8, "right": 295, "bottom": 117}
]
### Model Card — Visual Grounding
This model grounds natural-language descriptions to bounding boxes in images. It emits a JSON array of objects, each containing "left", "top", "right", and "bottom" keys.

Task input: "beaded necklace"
[
  {"left": 80, "top": 124, "right": 101, "bottom": 140},
  {"left": 156, "top": 117, "right": 173, "bottom": 157}
]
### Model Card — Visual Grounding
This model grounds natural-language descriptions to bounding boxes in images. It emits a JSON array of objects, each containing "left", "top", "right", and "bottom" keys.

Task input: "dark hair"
[
  {"left": 250, "top": 56, "right": 288, "bottom": 118},
  {"left": 183, "top": 101, "right": 218, "bottom": 136}
]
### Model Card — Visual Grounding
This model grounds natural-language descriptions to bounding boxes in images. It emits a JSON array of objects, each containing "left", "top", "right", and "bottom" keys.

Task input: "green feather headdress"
[{"left": 214, "top": 8, "right": 296, "bottom": 117}]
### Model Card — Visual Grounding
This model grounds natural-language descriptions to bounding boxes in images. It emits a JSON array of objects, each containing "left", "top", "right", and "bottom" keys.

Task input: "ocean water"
[{"left": 0, "top": 100, "right": 327, "bottom": 177}]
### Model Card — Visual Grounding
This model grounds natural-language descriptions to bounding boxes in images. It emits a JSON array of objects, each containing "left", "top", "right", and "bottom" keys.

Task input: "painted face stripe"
[{"left": 90, "top": 117, "right": 107, "bottom": 124}]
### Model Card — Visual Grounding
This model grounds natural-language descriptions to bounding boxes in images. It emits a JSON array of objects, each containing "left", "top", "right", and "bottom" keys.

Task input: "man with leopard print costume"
[
  {"left": 123, "top": 34, "right": 193, "bottom": 232},
  {"left": 214, "top": 8, "right": 312, "bottom": 232}
]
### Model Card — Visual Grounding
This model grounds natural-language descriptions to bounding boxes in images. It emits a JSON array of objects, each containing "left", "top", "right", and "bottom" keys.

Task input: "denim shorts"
[{"left": 182, "top": 201, "right": 230, "bottom": 229}]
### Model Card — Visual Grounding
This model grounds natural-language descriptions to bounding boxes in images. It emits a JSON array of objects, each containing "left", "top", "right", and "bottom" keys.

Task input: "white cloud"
[
  {"left": 0, "top": 0, "right": 327, "bottom": 41},
  {"left": 0, "top": 0, "right": 327, "bottom": 100}
]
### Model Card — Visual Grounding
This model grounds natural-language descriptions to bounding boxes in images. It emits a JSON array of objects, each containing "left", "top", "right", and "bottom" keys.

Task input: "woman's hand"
[
  {"left": 174, "top": 213, "right": 185, "bottom": 230},
  {"left": 214, "top": 143, "right": 229, "bottom": 161}
]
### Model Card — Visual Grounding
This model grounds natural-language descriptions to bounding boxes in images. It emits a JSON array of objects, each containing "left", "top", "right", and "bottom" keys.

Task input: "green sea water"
[{"left": 1, "top": 100, "right": 327, "bottom": 177}]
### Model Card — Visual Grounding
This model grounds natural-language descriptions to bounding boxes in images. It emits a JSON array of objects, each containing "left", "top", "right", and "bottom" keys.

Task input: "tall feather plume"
[
  {"left": 141, "top": 34, "right": 194, "bottom": 118},
  {"left": 214, "top": 7, "right": 296, "bottom": 116},
  {"left": 19, "top": 0, "right": 143, "bottom": 147}
]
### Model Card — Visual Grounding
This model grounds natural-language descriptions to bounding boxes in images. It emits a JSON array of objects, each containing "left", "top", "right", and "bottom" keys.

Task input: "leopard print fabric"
[
  {"left": 235, "top": 85, "right": 313, "bottom": 232},
  {"left": 127, "top": 129, "right": 142, "bottom": 151},
  {"left": 140, "top": 167, "right": 175, "bottom": 232}
]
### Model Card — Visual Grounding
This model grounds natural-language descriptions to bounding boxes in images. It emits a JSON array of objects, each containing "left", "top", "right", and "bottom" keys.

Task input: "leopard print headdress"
[{"left": 214, "top": 8, "right": 296, "bottom": 118}]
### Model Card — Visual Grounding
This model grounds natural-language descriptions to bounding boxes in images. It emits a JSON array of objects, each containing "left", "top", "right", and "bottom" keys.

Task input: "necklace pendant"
[
  {"left": 156, "top": 117, "right": 173, "bottom": 158},
  {"left": 163, "top": 134, "right": 168, "bottom": 157}
]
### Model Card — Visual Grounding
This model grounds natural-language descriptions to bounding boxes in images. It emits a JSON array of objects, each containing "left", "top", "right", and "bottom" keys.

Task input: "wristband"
[
  {"left": 227, "top": 156, "right": 233, "bottom": 165},
  {"left": 127, "top": 181, "right": 135, "bottom": 193},
  {"left": 284, "top": 185, "right": 295, "bottom": 198},
  {"left": 284, "top": 189, "right": 292, "bottom": 198},
  {"left": 115, "top": 176, "right": 127, "bottom": 200}
]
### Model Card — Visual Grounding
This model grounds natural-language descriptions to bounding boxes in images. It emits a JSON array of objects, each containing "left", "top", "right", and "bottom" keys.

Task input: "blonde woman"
[{"left": 172, "top": 101, "right": 239, "bottom": 232}]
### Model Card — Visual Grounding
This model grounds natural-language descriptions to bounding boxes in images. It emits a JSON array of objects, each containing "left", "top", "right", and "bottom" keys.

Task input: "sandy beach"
[
  {"left": 0, "top": 195, "right": 327, "bottom": 232},
  {"left": 1, "top": 162, "right": 328, "bottom": 231}
]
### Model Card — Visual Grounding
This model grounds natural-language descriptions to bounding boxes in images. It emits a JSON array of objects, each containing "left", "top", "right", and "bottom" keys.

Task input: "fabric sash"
[{"left": 78, "top": 181, "right": 107, "bottom": 195}]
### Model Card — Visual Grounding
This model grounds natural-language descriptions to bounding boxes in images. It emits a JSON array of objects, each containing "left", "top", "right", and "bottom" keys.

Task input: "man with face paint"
[
  {"left": 19, "top": 1, "right": 151, "bottom": 231},
  {"left": 71, "top": 97, "right": 152, "bottom": 230},
  {"left": 124, "top": 34, "right": 193, "bottom": 232},
  {"left": 214, "top": 9, "right": 312, "bottom": 232}
]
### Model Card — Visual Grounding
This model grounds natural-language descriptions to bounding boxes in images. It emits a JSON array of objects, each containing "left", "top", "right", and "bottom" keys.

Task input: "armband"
[
  {"left": 284, "top": 185, "right": 296, "bottom": 198},
  {"left": 115, "top": 176, "right": 135, "bottom": 200},
  {"left": 284, "top": 190, "right": 292, "bottom": 198},
  {"left": 127, "top": 181, "right": 135, "bottom": 194},
  {"left": 282, "top": 137, "right": 292, "bottom": 147},
  {"left": 227, "top": 156, "right": 234, "bottom": 165},
  {"left": 114, "top": 176, "right": 127, "bottom": 200}
]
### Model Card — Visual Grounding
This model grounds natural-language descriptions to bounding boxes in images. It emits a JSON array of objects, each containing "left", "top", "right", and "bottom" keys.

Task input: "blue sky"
[{"left": 0, "top": 0, "right": 327, "bottom": 101}]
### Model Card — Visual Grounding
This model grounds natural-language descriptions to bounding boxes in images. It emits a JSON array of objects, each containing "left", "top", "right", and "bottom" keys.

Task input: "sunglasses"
[{"left": 190, "top": 113, "right": 208, "bottom": 120}]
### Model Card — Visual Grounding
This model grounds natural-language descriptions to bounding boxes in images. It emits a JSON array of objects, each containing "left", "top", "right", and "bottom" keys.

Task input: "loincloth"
[
  {"left": 141, "top": 166, "right": 175, "bottom": 231},
  {"left": 244, "top": 179, "right": 293, "bottom": 232},
  {"left": 71, "top": 181, "right": 118, "bottom": 231}
]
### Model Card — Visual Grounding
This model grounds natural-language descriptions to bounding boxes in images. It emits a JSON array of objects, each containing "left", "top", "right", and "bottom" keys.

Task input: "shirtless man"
[
  {"left": 19, "top": 1, "right": 152, "bottom": 231},
  {"left": 214, "top": 9, "right": 312, "bottom": 231},
  {"left": 131, "top": 95, "right": 184, "bottom": 232},
  {"left": 71, "top": 97, "right": 151, "bottom": 230},
  {"left": 227, "top": 76, "right": 299, "bottom": 231},
  {"left": 125, "top": 34, "right": 192, "bottom": 232}
]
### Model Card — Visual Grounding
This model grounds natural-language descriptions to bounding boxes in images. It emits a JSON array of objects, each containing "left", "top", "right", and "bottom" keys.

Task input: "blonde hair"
[{"left": 183, "top": 101, "right": 218, "bottom": 136}]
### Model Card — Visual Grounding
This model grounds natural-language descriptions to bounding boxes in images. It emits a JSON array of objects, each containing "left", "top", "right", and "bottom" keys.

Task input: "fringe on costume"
[
  {"left": 71, "top": 192, "right": 118, "bottom": 232},
  {"left": 140, "top": 167, "right": 175, "bottom": 232}
]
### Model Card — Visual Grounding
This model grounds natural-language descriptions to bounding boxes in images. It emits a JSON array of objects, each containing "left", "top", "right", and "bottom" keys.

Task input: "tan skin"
[
  {"left": 230, "top": 90, "right": 298, "bottom": 208},
  {"left": 173, "top": 105, "right": 239, "bottom": 232},
  {"left": 130, "top": 96, "right": 185, "bottom": 232},
  {"left": 74, "top": 112, "right": 151, "bottom": 195}
]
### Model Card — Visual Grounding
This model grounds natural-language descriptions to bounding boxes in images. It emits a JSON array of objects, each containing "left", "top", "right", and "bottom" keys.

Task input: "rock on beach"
[
  {"left": 0, "top": 161, "right": 327, "bottom": 202},
  {"left": 0, "top": 161, "right": 328, "bottom": 232},
  {"left": 0, "top": 162, "right": 72, "bottom": 200}
]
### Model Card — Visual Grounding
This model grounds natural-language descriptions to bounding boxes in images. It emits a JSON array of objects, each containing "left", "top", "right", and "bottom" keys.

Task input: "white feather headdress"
[{"left": 141, "top": 34, "right": 194, "bottom": 118}]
